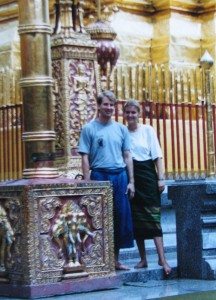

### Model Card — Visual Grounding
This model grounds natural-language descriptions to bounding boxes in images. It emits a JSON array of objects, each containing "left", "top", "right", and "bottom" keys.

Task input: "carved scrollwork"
[
  {"left": 39, "top": 197, "right": 61, "bottom": 233},
  {"left": 9, "top": 235, "right": 21, "bottom": 272},
  {"left": 80, "top": 195, "right": 103, "bottom": 229},
  {"left": 82, "top": 231, "right": 103, "bottom": 266},
  {"left": 52, "top": 60, "right": 65, "bottom": 152},
  {"left": 40, "top": 236, "right": 64, "bottom": 270}
]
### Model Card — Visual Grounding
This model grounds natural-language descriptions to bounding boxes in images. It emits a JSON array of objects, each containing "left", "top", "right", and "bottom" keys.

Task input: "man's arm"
[
  {"left": 81, "top": 154, "right": 90, "bottom": 180},
  {"left": 123, "top": 150, "right": 135, "bottom": 199}
]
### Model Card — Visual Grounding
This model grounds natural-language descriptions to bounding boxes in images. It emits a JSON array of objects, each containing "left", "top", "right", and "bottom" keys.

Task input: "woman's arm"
[
  {"left": 155, "top": 157, "right": 165, "bottom": 193},
  {"left": 123, "top": 150, "right": 135, "bottom": 199}
]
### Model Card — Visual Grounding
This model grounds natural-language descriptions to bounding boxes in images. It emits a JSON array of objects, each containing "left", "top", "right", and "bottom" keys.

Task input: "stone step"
[
  {"left": 117, "top": 255, "right": 178, "bottom": 283},
  {"left": 119, "top": 232, "right": 177, "bottom": 260},
  {"left": 117, "top": 199, "right": 178, "bottom": 283},
  {"left": 204, "top": 257, "right": 216, "bottom": 279},
  {"left": 203, "top": 231, "right": 216, "bottom": 250},
  {"left": 201, "top": 215, "right": 216, "bottom": 228}
]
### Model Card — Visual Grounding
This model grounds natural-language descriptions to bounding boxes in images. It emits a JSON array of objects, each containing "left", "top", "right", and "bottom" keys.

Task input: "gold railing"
[
  {"left": 111, "top": 63, "right": 215, "bottom": 179},
  {"left": 111, "top": 63, "right": 210, "bottom": 105},
  {"left": 115, "top": 100, "right": 208, "bottom": 180},
  {"left": 0, "top": 64, "right": 215, "bottom": 181},
  {"left": 0, "top": 104, "right": 24, "bottom": 181}
]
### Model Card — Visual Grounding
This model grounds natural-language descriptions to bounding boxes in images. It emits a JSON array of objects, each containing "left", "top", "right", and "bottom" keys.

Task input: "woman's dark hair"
[{"left": 97, "top": 90, "right": 117, "bottom": 105}]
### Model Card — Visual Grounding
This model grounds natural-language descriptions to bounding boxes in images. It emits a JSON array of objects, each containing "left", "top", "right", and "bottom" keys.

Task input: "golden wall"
[{"left": 1, "top": 1, "right": 216, "bottom": 77}]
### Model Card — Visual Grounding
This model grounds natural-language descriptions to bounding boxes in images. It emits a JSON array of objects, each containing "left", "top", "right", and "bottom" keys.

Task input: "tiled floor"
[{"left": 1, "top": 279, "right": 216, "bottom": 300}]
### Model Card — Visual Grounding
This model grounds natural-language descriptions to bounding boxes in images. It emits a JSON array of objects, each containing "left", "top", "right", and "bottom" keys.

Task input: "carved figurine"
[
  {"left": 72, "top": 63, "right": 91, "bottom": 128},
  {"left": 77, "top": 1, "right": 85, "bottom": 33},
  {"left": 53, "top": 0, "right": 86, "bottom": 34},
  {"left": 52, "top": 209, "right": 94, "bottom": 269},
  {"left": 0, "top": 205, "right": 15, "bottom": 271},
  {"left": 72, "top": 0, "right": 78, "bottom": 31}
]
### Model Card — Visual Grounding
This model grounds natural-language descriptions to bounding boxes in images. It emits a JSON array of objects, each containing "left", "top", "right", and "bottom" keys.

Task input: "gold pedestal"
[{"left": 0, "top": 179, "right": 118, "bottom": 298}]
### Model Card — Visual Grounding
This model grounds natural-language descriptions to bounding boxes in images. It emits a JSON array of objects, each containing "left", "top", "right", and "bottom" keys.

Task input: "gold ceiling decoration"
[
  {"left": 0, "top": 1, "right": 17, "bottom": 21},
  {"left": 1, "top": 1, "right": 216, "bottom": 22}
]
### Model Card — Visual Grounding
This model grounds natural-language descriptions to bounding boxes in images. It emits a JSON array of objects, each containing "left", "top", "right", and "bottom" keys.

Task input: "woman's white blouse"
[{"left": 129, "top": 124, "right": 163, "bottom": 161}]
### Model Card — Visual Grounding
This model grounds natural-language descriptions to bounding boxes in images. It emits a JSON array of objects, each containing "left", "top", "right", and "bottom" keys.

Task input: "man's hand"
[
  {"left": 81, "top": 154, "right": 90, "bottom": 180},
  {"left": 126, "top": 182, "right": 135, "bottom": 199}
]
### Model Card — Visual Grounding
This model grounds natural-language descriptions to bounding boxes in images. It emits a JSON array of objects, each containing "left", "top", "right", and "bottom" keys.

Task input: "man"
[{"left": 78, "top": 90, "right": 134, "bottom": 270}]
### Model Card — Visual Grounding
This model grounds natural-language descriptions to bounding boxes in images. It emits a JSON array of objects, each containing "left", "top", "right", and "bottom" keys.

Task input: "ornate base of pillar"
[
  {"left": 55, "top": 156, "right": 83, "bottom": 179},
  {"left": 0, "top": 270, "right": 9, "bottom": 283},
  {"left": 22, "top": 168, "right": 59, "bottom": 178},
  {"left": 0, "top": 276, "right": 120, "bottom": 298},
  {"left": 0, "top": 178, "right": 119, "bottom": 298}
]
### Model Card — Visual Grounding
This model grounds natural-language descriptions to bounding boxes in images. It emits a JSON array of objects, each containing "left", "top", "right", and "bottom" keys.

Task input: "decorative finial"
[
  {"left": 103, "top": 6, "right": 110, "bottom": 21},
  {"left": 200, "top": 50, "right": 214, "bottom": 69}
]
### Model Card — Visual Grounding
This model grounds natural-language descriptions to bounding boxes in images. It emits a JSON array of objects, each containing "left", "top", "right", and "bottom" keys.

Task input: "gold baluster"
[
  {"left": 161, "top": 64, "right": 166, "bottom": 103},
  {"left": 122, "top": 66, "right": 126, "bottom": 100},
  {"left": 155, "top": 64, "right": 159, "bottom": 102},
  {"left": 187, "top": 70, "right": 192, "bottom": 104},
  {"left": 128, "top": 65, "right": 133, "bottom": 99},
  {"left": 142, "top": 64, "right": 146, "bottom": 101},
  {"left": 148, "top": 62, "right": 152, "bottom": 101},
  {"left": 200, "top": 51, "right": 215, "bottom": 177},
  {"left": 135, "top": 64, "right": 139, "bottom": 100}
]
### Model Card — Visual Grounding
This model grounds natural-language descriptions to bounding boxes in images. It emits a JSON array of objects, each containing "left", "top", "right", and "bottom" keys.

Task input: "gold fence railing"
[
  {"left": 0, "top": 104, "right": 24, "bottom": 181},
  {"left": 111, "top": 63, "right": 212, "bottom": 105},
  {"left": 0, "top": 63, "right": 215, "bottom": 181},
  {"left": 115, "top": 100, "right": 208, "bottom": 179}
]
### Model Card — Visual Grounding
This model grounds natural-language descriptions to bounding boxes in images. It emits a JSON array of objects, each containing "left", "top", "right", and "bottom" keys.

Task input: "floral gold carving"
[
  {"left": 80, "top": 195, "right": 103, "bottom": 229},
  {"left": 39, "top": 197, "right": 61, "bottom": 233},
  {"left": 52, "top": 61, "right": 65, "bottom": 152}
]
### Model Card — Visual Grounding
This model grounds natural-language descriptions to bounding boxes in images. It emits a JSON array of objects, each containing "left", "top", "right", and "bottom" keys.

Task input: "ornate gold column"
[
  {"left": 51, "top": 0, "right": 100, "bottom": 178},
  {"left": 0, "top": 4, "right": 117, "bottom": 297},
  {"left": 18, "top": 0, "right": 58, "bottom": 178},
  {"left": 200, "top": 50, "right": 215, "bottom": 177}
]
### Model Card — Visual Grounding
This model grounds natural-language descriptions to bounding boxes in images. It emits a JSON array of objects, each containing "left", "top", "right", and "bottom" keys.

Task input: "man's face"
[{"left": 98, "top": 96, "right": 115, "bottom": 119}]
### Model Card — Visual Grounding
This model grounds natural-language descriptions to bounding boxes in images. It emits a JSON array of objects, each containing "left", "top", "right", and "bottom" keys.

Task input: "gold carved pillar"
[
  {"left": 18, "top": 0, "right": 58, "bottom": 178},
  {"left": 51, "top": 0, "right": 100, "bottom": 178}
]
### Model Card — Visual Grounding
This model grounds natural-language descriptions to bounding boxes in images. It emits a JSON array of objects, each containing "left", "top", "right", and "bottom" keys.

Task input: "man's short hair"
[{"left": 97, "top": 90, "right": 117, "bottom": 105}]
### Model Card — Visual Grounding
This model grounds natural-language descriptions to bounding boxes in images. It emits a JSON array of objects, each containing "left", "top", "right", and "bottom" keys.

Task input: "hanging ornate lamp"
[{"left": 86, "top": 1, "right": 120, "bottom": 83}]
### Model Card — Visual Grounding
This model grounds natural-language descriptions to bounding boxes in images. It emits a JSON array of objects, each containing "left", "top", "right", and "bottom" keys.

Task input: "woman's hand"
[{"left": 158, "top": 179, "right": 165, "bottom": 194}]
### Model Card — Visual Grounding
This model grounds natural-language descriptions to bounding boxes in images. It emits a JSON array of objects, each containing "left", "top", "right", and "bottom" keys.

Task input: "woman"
[{"left": 123, "top": 99, "right": 171, "bottom": 275}]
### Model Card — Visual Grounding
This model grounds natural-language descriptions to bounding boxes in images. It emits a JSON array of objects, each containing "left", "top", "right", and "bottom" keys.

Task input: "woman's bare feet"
[
  {"left": 134, "top": 260, "right": 148, "bottom": 269},
  {"left": 115, "top": 261, "right": 130, "bottom": 271},
  {"left": 158, "top": 260, "right": 172, "bottom": 275}
]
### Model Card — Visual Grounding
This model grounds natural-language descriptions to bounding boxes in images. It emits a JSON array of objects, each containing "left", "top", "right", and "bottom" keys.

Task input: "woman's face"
[{"left": 124, "top": 105, "right": 139, "bottom": 125}]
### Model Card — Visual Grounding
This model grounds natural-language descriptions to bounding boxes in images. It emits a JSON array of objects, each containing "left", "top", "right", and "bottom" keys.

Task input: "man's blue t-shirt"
[{"left": 78, "top": 119, "right": 131, "bottom": 170}]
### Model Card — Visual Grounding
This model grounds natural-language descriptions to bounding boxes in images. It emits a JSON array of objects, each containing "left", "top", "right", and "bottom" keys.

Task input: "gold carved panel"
[{"left": 0, "top": 180, "right": 114, "bottom": 284}]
